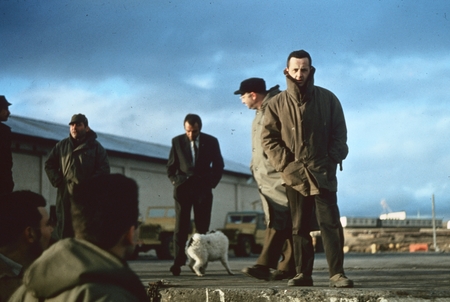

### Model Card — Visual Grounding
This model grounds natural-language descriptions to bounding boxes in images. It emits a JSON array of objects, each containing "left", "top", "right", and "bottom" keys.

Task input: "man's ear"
[
  {"left": 123, "top": 225, "right": 137, "bottom": 246},
  {"left": 23, "top": 226, "right": 37, "bottom": 244}
]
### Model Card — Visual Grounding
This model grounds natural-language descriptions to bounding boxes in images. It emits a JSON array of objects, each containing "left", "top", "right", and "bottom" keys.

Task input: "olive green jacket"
[
  {"left": 250, "top": 85, "right": 290, "bottom": 230},
  {"left": 45, "top": 130, "right": 110, "bottom": 239},
  {"left": 9, "top": 239, "right": 147, "bottom": 302},
  {"left": 0, "top": 254, "right": 22, "bottom": 302},
  {"left": 261, "top": 67, "right": 348, "bottom": 196}
]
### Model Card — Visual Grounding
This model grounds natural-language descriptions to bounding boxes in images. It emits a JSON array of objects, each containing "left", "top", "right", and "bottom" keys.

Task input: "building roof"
[{"left": 6, "top": 115, "right": 251, "bottom": 176}]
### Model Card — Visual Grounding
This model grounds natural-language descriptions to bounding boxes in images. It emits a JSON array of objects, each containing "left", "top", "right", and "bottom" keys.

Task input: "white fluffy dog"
[{"left": 185, "top": 230, "right": 234, "bottom": 277}]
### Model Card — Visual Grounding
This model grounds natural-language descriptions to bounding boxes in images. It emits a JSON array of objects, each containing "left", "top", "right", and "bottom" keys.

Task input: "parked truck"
[
  {"left": 135, "top": 206, "right": 177, "bottom": 260},
  {"left": 134, "top": 206, "right": 195, "bottom": 260},
  {"left": 220, "top": 211, "right": 266, "bottom": 257}
]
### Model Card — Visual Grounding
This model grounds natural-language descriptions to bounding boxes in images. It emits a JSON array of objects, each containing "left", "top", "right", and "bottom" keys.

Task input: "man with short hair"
[
  {"left": 45, "top": 114, "right": 110, "bottom": 239},
  {"left": 9, "top": 174, "right": 148, "bottom": 301},
  {"left": 0, "top": 191, "right": 53, "bottom": 301},
  {"left": 234, "top": 78, "right": 296, "bottom": 281},
  {"left": 261, "top": 50, "right": 353, "bottom": 288},
  {"left": 0, "top": 95, "right": 14, "bottom": 195},
  {"left": 167, "top": 113, "right": 224, "bottom": 276}
]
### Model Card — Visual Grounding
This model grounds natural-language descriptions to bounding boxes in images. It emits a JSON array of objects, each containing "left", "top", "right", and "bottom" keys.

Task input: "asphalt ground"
[{"left": 129, "top": 252, "right": 450, "bottom": 301}]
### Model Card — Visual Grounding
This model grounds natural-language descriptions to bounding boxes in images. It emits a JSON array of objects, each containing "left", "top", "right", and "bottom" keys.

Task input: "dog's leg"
[
  {"left": 188, "top": 257, "right": 196, "bottom": 274},
  {"left": 193, "top": 258, "right": 204, "bottom": 277},
  {"left": 188, "top": 252, "right": 204, "bottom": 277},
  {"left": 220, "top": 252, "right": 234, "bottom": 275},
  {"left": 200, "top": 261, "right": 208, "bottom": 275}
]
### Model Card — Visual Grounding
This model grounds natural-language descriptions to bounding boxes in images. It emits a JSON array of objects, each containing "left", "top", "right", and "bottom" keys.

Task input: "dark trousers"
[
  {"left": 255, "top": 227, "right": 295, "bottom": 273},
  {"left": 173, "top": 188, "right": 213, "bottom": 267},
  {"left": 286, "top": 186, "right": 345, "bottom": 277},
  {"left": 56, "top": 189, "right": 75, "bottom": 240}
]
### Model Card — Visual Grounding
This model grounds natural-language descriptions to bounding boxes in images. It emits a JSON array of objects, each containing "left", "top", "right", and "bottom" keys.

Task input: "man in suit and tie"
[{"left": 167, "top": 113, "right": 224, "bottom": 276}]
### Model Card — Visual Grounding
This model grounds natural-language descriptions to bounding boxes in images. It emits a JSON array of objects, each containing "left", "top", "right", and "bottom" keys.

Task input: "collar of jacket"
[
  {"left": 284, "top": 66, "right": 316, "bottom": 104},
  {"left": 0, "top": 253, "right": 23, "bottom": 277},
  {"left": 260, "top": 85, "right": 281, "bottom": 111},
  {"left": 0, "top": 122, "right": 11, "bottom": 131},
  {"left": 184, "top": 133, "right": 200, "bottom": 144},
  {"left": 69, "top": 129, "right": 97, "bottom": 149}
]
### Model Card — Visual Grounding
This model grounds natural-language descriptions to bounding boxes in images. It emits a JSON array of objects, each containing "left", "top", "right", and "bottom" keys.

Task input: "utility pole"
[{"left": 431, "top": 194, "right": 438, "bottom": 252}]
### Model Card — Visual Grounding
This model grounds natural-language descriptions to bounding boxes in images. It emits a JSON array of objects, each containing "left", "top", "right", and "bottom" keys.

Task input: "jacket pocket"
[{"left": 281, "top": 160, "right": 305, "bottom": 187}]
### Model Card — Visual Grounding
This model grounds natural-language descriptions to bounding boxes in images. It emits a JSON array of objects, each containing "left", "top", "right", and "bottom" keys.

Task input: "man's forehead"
[
  {"left": 37, "top": 207, "right": 49, "bottom": 218},
  {"left": 185, "top": 122, "right": 199, "bottom": 130},
  {"left": 70, "top": 122, "right": 85, "bottom": 127},
  {"left": 289, "top": 57, "right": 310, "bottom": 66}
]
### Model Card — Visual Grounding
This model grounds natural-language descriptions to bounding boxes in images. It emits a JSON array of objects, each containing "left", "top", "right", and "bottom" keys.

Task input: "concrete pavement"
[{"left": 129, "top": 252, "right": 450, "bottom": 301}]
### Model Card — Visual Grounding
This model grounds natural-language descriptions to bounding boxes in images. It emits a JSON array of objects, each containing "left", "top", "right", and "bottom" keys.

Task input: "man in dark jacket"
[
  {"left": 234, "top": 78, "right": 296, "bottom": 281},
  {"left": 167, "top": 113, "right": 224, "bottom": 276},
  {"left": 9, "top": 174, "right": 148, "bottom": 301},
  {"left": 261, "top": 50, "right": 353, "bottom": 288},
  {"left": 45, "top": 114, "right": 110, "bottom": 239},
  {"left": 0, "top": 95, "right": 14, "bottom": 195}
]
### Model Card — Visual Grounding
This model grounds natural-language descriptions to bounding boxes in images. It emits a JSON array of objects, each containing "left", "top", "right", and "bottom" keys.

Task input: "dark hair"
[
  {"left": 184, "top": 113, "right": 202, "bottom": 130},
  {"left": 0, "top": 191, "right": 46, "bottom": 247},
  {"left": 286, "top": 50, "right": 312, "bottom": 67},
  {"left": 71, "top": 174, "right": 139, "bottom": 250}
]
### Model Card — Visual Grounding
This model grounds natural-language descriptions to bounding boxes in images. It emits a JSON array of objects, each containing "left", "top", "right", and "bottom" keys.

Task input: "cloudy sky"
[{"left": 2, "top": 1, "right": 450, "bottom": 221}]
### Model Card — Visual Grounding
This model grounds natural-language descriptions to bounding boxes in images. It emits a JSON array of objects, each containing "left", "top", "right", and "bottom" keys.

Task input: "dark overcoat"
[{"left": 45, "top": 130, "right": 110, "bottom": 238}]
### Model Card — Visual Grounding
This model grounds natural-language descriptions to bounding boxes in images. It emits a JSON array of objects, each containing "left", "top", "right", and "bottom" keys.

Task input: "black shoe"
[
  {"left": 271, "top": 270, "right": 296, "bottom": 281},
  {"left": 170, "top": 265, "right": 181, "bottom": 276},
  {"left": 329, "top": 273, "right": 353, "bottom": 288},
  {"left": 241, "top": 265, "right": 270, "bottom": 281},
  {"left": 287, "top": 273, "right": 313, "bottom": 286}
]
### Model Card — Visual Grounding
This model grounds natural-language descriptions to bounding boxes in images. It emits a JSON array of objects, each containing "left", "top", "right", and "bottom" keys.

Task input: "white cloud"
[{"left": 185, "top": 74, "right": 215, "bottom": 90}]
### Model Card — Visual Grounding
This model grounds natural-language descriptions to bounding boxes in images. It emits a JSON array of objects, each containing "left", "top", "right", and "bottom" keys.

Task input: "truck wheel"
[
  {"left": 156, "top": 235, "right": 174, "bottom": 260},
  {"left": 235, "top": 236, "right": 252, "bottom": 257}
]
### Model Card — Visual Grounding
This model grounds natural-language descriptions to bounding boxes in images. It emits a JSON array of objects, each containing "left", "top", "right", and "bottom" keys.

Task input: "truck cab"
[{"left": 220, "top": 211, "right": 266, "bottom": 257}]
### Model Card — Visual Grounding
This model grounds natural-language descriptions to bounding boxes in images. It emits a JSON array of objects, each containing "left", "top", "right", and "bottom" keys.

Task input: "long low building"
[{"left": 6, "top": 115, "right": 260, "bottom": 230}]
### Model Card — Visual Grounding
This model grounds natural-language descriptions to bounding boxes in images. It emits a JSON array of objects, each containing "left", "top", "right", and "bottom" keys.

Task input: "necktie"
[{"left": 193, "top": 141, "right": 198, "bottom": 164}]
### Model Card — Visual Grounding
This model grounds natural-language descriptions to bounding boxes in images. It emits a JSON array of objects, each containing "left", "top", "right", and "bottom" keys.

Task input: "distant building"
[
  {"left": 341, "top": 215, "right": 443, "bottom": 229},
  {"left": 379, "top": 211, "right": 406, "bottom": 220},
  {"left": 6, "top": 116, "right": 260, "bottom": 230}
]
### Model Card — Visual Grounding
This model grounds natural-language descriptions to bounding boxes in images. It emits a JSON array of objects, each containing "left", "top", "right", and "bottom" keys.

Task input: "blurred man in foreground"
[
  {"left": 0, "top": 191, "right": 53, "bottom": 301},
  {"left": 9, "top": 174, "right": 147, "bottom": 301}
]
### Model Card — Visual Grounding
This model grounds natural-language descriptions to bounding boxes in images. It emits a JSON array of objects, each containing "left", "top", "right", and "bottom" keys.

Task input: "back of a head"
[
  {"left": 0, "top": 191, "right": 46, "bottom": 247},
  {"left": 71, "top": 174, "right": 139, "bottom": 250}
]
